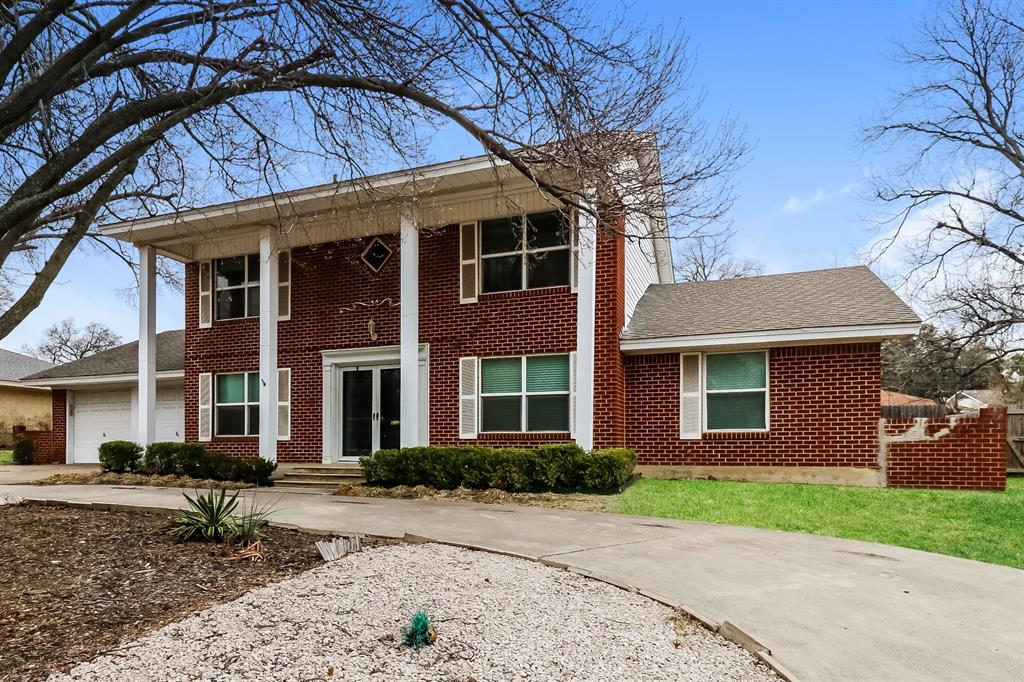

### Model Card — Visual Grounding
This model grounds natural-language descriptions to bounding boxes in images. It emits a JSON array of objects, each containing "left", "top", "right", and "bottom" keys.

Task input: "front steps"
[{"left": 276, "top": 463, "right": 364, "bottom": 489}]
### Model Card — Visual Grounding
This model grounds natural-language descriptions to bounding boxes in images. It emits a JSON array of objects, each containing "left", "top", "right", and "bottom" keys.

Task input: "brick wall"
[
  {"left": 624, "top": 344, "right": 882, "bottom": 468},
  {"left": 184, "top": 224, "right": 587, "bottom": 461},
  {"left": 13, "top": 389, "right": 65, "bottom": 464},
  {"left": 884, "top": 407, "right": 1006, "bottom": 490},
  {"left": 593, "top": 219, "right": 626, "bottom": 448}
]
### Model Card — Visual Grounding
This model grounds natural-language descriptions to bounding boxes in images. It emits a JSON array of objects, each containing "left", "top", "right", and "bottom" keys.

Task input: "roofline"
[
  {"left": 0, "top": 379, "right": 50, "bottom": 390},
  {"left": 20, "top": 369, "right": 184, "bottom": 387},
  {"left": 100, "top": 154, "right": 506, "bottom": 236},
  {"left": 620, "top": 322, "right": 921, "bottom": 352}
]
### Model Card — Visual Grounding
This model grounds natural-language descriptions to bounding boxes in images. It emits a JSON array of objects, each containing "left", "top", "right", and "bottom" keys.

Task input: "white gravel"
[{"left": 52, "top": 543, "right": 778, "bottom": 682}]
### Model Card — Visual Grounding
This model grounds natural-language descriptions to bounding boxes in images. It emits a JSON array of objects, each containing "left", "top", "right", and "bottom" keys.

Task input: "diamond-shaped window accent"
[{"left": 361, "top": 238, "right": 393, "bottom": 273}]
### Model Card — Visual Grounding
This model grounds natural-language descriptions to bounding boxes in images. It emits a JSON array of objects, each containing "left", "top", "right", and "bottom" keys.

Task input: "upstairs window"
[
  {"left": 480, "top": 211, "right": 571, "bottom": 293},
  {"left": 212, "top": 252, "right": 290, "bottom": 322}
]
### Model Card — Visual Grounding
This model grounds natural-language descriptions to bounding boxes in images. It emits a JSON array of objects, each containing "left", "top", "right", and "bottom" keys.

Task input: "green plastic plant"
[
  {"left": 401, "top": 610, "right": 435, "bottom": 649},
  {"left": 169, "top": 487, "right": 239, "bottom": 542}
]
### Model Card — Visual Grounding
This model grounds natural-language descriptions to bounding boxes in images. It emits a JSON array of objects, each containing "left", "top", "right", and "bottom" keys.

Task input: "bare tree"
[
  {"left": 0, "top": 1, "right": 748, "bottom": 340},
  {"left": 866, "top": 0, "right": 1023, "bottom": 370},
  {"left": 674, "top": 228, "right": 762, "bottom": 282},
  {"left": 25, "top": 318, "right": 121, "bottom": 364}
]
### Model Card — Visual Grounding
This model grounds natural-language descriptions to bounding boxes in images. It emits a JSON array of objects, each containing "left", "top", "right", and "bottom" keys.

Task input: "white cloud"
[{"left": 780, "top": 182, "right": 857, "bottom": 214}]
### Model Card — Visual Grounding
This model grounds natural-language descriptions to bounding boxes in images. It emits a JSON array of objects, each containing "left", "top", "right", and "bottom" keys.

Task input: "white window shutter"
[
  {"left": 459, "top": 222, "right": 478, "bottom": 303},
  {"left": 679, "top": 353, "right": 702, "bottom": 439},
  {"left": 198, "top": 261, "right": 212, "bottom": 328},
  {"left": 277, "top": 367, "right": 291, "bottom": 440},
  {"left": 459, "top": 356, "right": 478, "bottom": 439},
  {"left": 278, "top": 251, "right": 291, "bottom": 320},
  {"left": 198, "top": 372, "right": 213, "bottom": 441},
  {"left": 569, "top": 351, "right": 577, "bottom": 435}
]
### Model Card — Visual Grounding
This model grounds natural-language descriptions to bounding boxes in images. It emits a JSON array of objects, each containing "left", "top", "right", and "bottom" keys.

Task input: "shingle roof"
[
  {"left": 622, "top": 266, "right": 920, "bottom": 341},
  {"left": 23, "top": 330, "right": 184, "bottom": 381},
  {"left": 0, "top": 349, "right": 54, "bottom": 381}
]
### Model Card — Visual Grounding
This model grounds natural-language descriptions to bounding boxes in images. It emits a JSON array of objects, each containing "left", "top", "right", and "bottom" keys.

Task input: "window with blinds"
[
  {"left": 704, "top": 351, "right": 768, "bottom": 431},
  {"left": 479, "top": 354, "right": 570, "bottom": 432}
]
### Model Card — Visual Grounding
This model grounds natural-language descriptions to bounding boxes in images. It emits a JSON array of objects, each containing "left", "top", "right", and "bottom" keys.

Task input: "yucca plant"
[
  {"left": 228, "top": 498, "right": 274, "bottom": 547},
  {"left": 169, "top": 487, "right": 239, "bottom": 542}
]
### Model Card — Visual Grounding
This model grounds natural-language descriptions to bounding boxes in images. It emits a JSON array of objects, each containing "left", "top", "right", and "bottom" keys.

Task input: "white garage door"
[
  {"left": 72, "top": 387, "right": 185, "bottom": 463},
  {"left": 73, "top": 389, "right": 133, "bottom": 463}
]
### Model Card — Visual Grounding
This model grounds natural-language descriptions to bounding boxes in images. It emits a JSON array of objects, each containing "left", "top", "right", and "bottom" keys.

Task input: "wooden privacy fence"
[
  {"left": 1008, "top": 410, "right": 1024, "bottom": 471},
  {"left": 881, "top": 404, "right": 949, "bottom": 420}
]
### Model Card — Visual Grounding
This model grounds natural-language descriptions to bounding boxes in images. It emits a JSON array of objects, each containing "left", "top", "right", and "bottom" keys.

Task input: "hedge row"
[
  {"left": 98, "top": 440, "right": 277, "bottom": 486},
  {"left": 360, "top": 444, "right": 636, "bottom": 492}
]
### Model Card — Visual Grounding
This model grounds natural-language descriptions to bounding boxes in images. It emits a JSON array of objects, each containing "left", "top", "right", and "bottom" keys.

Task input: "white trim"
[
  {"left": 21, "top": 370, "right": 184, "bottom": 388},
  {"left": 0, "top": 380, "right": 50, "bottom": 390},
  {"left": 621, "top": 322, "right": 922, "bottom": 352},
  {"left": 138, "top": 245, "right": 157, "bottom": 446},
  {"left": 573, "top": 198, "right": 597, "bottom": 450},
  {"left": 702, "top": 350, "right": 770, "bottom": 433},
  {"left": 399, "top": 206, "right": 421, "bottom": 448},
  {"left": 258, "top": 228, "right": 279, "bottom": 460}
]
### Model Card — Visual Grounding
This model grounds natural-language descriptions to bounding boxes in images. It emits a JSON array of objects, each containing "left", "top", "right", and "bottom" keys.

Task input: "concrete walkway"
[
  {"left": 2, "top": 483, "right": 1021, "bottom": 682},
  {"left": 0, "top": 463, "right": 97, "bottom": 484}
]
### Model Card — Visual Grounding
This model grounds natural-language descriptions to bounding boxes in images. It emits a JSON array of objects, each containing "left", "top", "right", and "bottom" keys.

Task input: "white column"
[
  {"left": 258, "top": 227, "right": 279, "bottom": 461},
  {"left": 574, "top": 206, "right": 597, "bottom": 451},
  {"left": 137, "top": 245, "right": 157, "bottom": 446},
  {"left": 400, "top": 206, "right": 421, "bottom": 447}
]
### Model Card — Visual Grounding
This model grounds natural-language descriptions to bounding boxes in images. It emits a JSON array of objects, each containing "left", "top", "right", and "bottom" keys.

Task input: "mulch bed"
[
  {"left": 0, "top": 503, "right": 327, "bottom": 681},
  {"left": 335, "top": 482, "right": 617, "bottom": 512}
]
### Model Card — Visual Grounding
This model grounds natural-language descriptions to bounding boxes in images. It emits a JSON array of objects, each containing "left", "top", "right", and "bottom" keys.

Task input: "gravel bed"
[{"left": 52, "top": 543, "right": 778, "bottom": 682}]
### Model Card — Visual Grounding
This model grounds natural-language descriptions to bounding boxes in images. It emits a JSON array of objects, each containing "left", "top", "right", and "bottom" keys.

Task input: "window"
[
  {"left": 215, "top": 372, "right": 260, "bottom": 436},
  {"left": 213, "top": 252, "right": 290, "bottom": 321},
  {"left": 479, "top": 210, "right": 571, "bottom": 293},
  {"left": 704, "top": 351, "right": 768, "bottom": 431},
  {"left": 479, "top": 354, "right": 570, "bottom": 432}
]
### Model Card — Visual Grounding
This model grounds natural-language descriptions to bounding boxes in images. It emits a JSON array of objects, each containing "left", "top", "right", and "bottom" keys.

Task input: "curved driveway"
[{"left": 2, "top": 482, "right": 1022, "bottom": 682}]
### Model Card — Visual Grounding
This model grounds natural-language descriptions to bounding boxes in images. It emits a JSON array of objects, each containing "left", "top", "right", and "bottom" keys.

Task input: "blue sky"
[{"left": 3, "top": 0, "right": 932, "bottom": 351}]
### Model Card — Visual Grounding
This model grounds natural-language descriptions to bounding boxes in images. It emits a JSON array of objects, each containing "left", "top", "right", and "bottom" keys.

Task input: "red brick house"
[{"left": 28, "top": 153, "right": 950, "bottom": 486}]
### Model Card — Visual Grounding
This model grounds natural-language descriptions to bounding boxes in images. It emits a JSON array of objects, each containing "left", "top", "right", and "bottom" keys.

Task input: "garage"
[{"left": 70, "top": 386, "right": 185, "bottom": 463}]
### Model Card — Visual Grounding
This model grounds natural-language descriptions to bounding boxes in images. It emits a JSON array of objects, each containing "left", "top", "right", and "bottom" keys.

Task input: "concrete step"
[
  {"left": 273, "top": 479, "right": 347, "bottom": 490},
  {"left": 277, "top": 464, "right": 364, "bottom": 489},
  {"left": 281, "top": 472, "right": 363, "bottom": 482}
]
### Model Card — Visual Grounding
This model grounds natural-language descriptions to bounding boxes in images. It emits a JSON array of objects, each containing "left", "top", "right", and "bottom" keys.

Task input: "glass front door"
[{"left": 340, "top": 366, "right": 400, "bottom": 459}]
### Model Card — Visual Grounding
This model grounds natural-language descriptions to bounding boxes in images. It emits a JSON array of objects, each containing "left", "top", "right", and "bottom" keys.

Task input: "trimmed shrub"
[
  {"left": 142, "top": 442, "right": 180, "bottom": 475},
  {"left": 99, "top": 440, "right": 143, "bottom": 473},
  {"left": 174, "top": 443, "right": 209, "bottom": 479},
  {"left": 360, "top": 445, "right": 636, "bottom": 492},
  {"left": 12, "top": 439, "right": 34, "bottom": 465},
  {"left": 584, "top": 448, "right": 636, "bottom": 489},
  {"left": 247, "top": 458, "right": 278, "bottom": 487}
]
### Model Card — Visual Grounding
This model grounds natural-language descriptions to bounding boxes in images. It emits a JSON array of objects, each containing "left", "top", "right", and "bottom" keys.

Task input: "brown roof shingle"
[{"left": 622, "top": 266, "right": 920, "bottom": 341}]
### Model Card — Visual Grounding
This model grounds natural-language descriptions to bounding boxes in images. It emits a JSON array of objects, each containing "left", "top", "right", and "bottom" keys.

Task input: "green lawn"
[
  {"left": 619, "top": 478, "right": 1024, "bottom": 569},
  {"left": 0, "top": 450, "right": 11, "bottom": 465}
]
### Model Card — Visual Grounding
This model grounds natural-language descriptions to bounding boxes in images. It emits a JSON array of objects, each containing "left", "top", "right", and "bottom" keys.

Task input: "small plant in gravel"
[
  {"left": 12, "top": 439, "right": 34, "bottom": 465},
  {"left": 401, "top": 610, "right": 437, "bottom": 649}
]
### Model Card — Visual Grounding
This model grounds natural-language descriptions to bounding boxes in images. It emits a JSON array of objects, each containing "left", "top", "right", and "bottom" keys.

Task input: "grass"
[
  {"left": 619, "top": 477, "right": 1024, "bottom": 569},
  {"left": 0, "top": 449, "right": 12, "bottom": 465}
]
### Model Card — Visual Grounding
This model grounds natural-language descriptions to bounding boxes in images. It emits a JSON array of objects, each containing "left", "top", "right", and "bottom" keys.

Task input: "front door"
[{"left": 340, "top": 366, "right": 401, "bottom": 459}]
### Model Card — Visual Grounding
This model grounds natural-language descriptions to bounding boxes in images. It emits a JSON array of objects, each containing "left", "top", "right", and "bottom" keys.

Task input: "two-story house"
[{"left": 29, "top": 152, "right": 922, "bottom": 485}]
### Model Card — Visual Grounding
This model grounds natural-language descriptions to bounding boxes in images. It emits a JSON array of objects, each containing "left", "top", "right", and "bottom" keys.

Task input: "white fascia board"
[
  {"left": 100, "top": 155, "right": 506, "bottom": 238},
  {"left": 0, "top": 380, "right": 50, "bottom": 390},
  {"left": 20, "top": 370, "right": 184, "bottom": 388},
  {"left": 620, "top": 322, "right": 921, "bottom": 352}
]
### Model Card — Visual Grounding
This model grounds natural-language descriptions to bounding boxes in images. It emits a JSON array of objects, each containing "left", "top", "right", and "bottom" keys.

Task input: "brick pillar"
[{"left": 592, "top": 213, "right": 626, "bottom": 448}]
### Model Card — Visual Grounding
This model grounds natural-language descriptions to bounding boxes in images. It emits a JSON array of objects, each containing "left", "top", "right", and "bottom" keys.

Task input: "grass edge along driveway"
[
  {"left": 618, "top": 478, "right": 1024, "bottom": 569},
  {"left": 0, "top": 450, "right": 12, "bottom": 465}
]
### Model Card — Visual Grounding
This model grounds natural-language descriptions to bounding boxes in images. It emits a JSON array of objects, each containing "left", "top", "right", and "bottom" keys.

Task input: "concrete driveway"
[
  {"left": 2, "top": 482, "right": 1021, "bottom": 682},
  {"left": 0, "top": 463, "right": 98, "bottom": 484}
]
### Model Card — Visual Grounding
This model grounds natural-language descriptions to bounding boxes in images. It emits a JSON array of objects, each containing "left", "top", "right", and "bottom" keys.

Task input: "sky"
[{"left": 2, "top": 0, "right": 934, "bottom": 352}]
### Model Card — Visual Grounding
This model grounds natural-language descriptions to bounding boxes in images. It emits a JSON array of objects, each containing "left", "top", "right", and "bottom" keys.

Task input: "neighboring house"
[
  {"left": 26, "top": 153, "right": 925, "bottom": 484},
  {"left": 0, "top": 349, "right": 54, "bottom": 446},
  {"left": 21, "top": 331, "right": 184, "bottom": 463},
  {"left": 881, "top": 389, "right": 937, "bottom": 407},
  {"left": 946, "top": 388, "right": 1022, "bottom": 413}
]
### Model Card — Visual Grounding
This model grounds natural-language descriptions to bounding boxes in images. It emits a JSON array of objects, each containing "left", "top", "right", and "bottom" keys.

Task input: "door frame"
[{"left": 320, "top": 344, "right": 429, "bottom": 463}]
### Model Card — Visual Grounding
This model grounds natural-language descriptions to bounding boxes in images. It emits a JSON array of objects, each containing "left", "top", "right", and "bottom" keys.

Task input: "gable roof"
[
  {"left": 881, "top": 389, "right": 936, "bottom": 406},
  {"left": 0, "top": 348, "right": 54, "bottom": 382},
  {"left": 621, "top": 266, "right": 920, "bottom": 348},
  {"left": 22, "top": 330, "right": 184, "bottom": 381}
]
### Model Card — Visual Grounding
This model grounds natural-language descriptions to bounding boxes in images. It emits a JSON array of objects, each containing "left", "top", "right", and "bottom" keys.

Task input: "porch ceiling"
[{"left": 100, "top": 157, "right": 564, "bottom": 262}]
